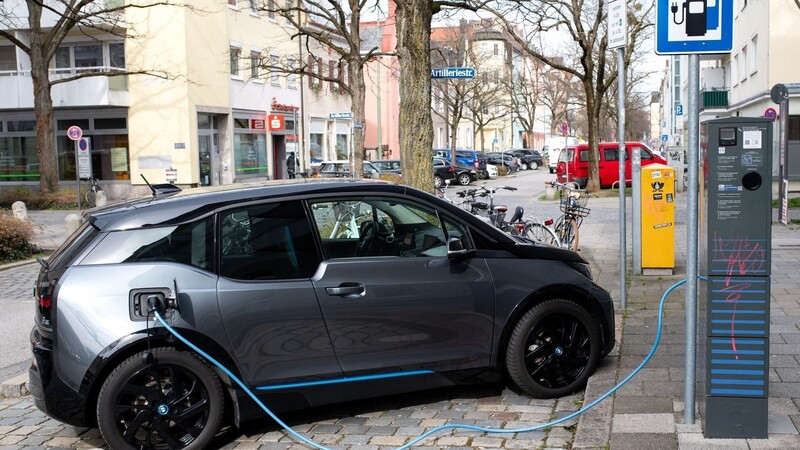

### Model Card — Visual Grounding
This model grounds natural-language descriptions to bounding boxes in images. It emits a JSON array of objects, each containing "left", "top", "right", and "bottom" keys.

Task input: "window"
[
  {"left": 0, "top": 45, "right": 18, "bottom": 71},
  {"left": 230, "top": 46, "right": 241, "bottom": 76},
  {"left": 741, "top": 45, "right": 748, "bottom": 82},
  {"left": 81, "top": 219, "right": 215, "bottom": 271},
  {"left": 604, "top": 148, "right": 618, "bottom": 161},
  {"left": 55, "top": 47, "right": 70, "bottom": 71},
  {"left": 73, "top": 44, "right": 102, "bottom": 71},
  {"left": 750, "top": 35, "right": 758, "bottom": 75},
  {"left": 109, "top": 42, "right": 124, "bottom": 69},
  {"left": 270, "top": 54, "right": 280, "bottom": 85},
  {"left": 308, "top": 197, "right": 472, "bottom": 259},
  {"left": 228, "top": 0, "right": 237, "bottom": 5},
  {"left": 219, "top": 202, "right": 320, "bottom": 280},
  {"left": 249, "top": 0, "right": 257, "bottom": 13},
  {"left": 493, "top": 43, "right": 499, "bottom": 56},
  {"left": 267, "top": 0, "right": 276, "bottom": 19},
  {"left": 732, "top": 54, "right": 738, "bottom": 86},
  {"left": 579, "top": 150, "right": 589, "bottom": 162},
  {"left": 287, "top": 56, "right": 296, "bottom": 88},
  {"left": 250, "top": 51, "right": 261, "bottom": 79},
  {"left": 233, "top": 116, "right": 267, "bottom": 178}
]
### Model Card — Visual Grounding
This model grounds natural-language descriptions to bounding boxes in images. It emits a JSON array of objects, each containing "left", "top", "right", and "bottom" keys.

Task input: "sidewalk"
[{"left": 573, "top": 198, "right": 800, "bottom": 449}]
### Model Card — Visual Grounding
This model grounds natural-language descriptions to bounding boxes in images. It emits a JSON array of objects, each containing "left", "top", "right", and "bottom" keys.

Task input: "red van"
[{"left": 556, "top": 142, "right": 667, "bottom": 188}]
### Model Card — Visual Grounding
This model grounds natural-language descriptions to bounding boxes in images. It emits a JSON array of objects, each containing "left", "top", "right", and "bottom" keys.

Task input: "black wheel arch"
[
  {"left": 80, "top": 328, "right": 241, "bottom": 428},
  {"left": 495, "top": 284, "right": 611, "bottom": 374}
]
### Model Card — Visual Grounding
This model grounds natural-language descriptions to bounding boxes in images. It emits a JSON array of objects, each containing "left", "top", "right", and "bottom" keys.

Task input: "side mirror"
[{"left": 447, "top": 237, "right": 474, "bottom": 260}]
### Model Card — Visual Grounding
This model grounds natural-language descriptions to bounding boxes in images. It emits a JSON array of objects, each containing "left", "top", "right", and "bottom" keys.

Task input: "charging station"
[{"left": 699, "top": 117, "right": 772, "bottom": 438}]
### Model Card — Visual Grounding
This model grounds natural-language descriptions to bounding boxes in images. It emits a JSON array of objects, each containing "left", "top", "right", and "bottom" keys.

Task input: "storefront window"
[
  {"left": 309, "top": 133, "right": 323, "bottom": 161},
  {"left": 57, "top": 134, "right": 129, "bottom": 181},
  {"left": 234, "top": 133, "right": 267, "bottom": 178},
  {"left": 0, "top": 137, "right": 38, "bottom": 182},
  {"left": 335, "top": 133, "right": 348, "bottom": 160}
]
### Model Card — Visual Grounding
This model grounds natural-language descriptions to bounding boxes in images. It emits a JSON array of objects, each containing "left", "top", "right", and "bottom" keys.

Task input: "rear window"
[
  {"left": 81, "top": 218, "right": 215, "bottom": 270},
  {"left": 47, "top": 222, "right": 100, "bottom": 270}
]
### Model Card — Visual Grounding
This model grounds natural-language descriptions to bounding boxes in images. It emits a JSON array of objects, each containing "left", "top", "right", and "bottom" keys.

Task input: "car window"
[
  {"left": 219, "top": 201, "right": 320, "bottom": 280},
  {"left": 579, "top": 150, "right": 589, "bottom": 162},
  {"left": 81, "top": 218, "right": 214, "bottom": 270},
  {"left": 308, "top": 197, "right": 473, "bottom": 259},
  {"left": 604, "top": 148, "right": 618, "bottom": 161},
  {"left": 638, "top": 147, "right": 653, "bottom": 160}
]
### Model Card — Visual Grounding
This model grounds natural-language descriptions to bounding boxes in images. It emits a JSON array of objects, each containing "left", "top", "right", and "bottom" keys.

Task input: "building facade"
[{"left": 0, "top": 0, "right": 352, "bottom": 198}]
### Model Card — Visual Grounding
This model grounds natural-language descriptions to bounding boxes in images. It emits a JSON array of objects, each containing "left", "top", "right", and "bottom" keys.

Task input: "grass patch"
[
  {"left": 0, "top": 186, "right": 80, "bottom": 210},
  {"left": 772, "top": 197, "right": 800, "bottom": 208},
  {"left": 590, "top": 187, "right": 632, "bottom": 198}
]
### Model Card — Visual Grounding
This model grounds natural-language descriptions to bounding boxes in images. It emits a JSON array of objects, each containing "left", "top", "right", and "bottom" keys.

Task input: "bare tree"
[
  {"left": 431, "top": 21, "right": 471, "bottom": 165},
  {"left": 505, "top": 55, "right": 544, "bottom": 148},
  {"left": 538, "top": 65, "right": 571, "bottom": 136},
  {"left": 488, "top": 0, "right": 654, "bottom": 192},
  {"left": 466, "top": 67, "right": 511, "bottom": 152},
  {"left": 0, "top": 0, "right": 183, "bottom": 193},
  {"left": 263, "top": 0, "right": 387, "bottom": 177}
]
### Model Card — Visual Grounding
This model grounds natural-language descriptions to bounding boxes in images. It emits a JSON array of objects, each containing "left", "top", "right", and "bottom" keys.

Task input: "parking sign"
[{"left": 655, "top": 0, "right": 734, "bottom": 55}]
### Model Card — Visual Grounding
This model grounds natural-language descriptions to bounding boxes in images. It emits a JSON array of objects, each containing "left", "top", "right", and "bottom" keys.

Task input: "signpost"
[
  {"left": 430, "top": 67, "right": 476, "bottom": 79},
  {"left": 655, "top": 0, "right": 735, "bottom": 427},
  {"left": 609, "top": 0, "right": 628, "bottom": 309},
  {"left": 67, "top": 126, "right": 84, "bottom": 209}
]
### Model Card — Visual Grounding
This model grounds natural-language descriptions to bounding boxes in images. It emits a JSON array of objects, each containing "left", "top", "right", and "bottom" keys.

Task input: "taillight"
[
  {"left": 544, "top": 218, "right": 554, "bottom": 226},
  {"left": 448, "top": 166, "right": 454, "bottom": 173},
  {"left": 36, "top": 277, "right": 56, "bottom": 332}
]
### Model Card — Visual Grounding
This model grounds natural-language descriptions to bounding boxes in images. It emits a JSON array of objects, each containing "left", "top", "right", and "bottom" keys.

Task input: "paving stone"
[
  {"left": 610, "top": 432, "right": 678, "bottom": 449},
  {"left": 611, "top": 413, "right": 676, "bottom": 434}
]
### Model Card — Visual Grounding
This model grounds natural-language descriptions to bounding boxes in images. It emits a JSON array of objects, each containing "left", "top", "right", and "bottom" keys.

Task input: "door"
[
  {"left": 598, "top": 146, "right": 621, "bottom": 187},
  {"left": 215, "top": 200, "right": 342, "bottom": 387},
  {"left": 199, "top": 135, "right": 212, "bottom": 186},
  {"left": 272, "top": 135, "right": 287, "bottom": 179},
  {"left": 307, "top": 196, "right": 495, "bottom": 376}
]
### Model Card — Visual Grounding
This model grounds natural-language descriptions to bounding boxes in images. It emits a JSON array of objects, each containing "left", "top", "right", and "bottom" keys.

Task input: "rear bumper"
[{"left": 29, "top": 327, "right": 89, "bottom": 427}]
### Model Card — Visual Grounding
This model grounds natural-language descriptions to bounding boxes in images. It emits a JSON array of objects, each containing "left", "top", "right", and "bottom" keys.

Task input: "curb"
[{"left": 0, "top": 373, "right": 29, "bottom": 399}]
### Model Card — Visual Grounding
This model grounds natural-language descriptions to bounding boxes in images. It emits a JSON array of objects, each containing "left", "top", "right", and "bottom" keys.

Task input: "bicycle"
[
  {"left": 552, "top": 183, "right": 590, "bottom": 251},
  {"left": 83, "top": 176, "right": 102, "bottom": 208}
]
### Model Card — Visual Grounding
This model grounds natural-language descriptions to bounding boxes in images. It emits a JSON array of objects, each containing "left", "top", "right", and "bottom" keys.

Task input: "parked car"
[
  {"left": 433, "top": 149, "right": 489, "bottom": 179},
  {"left": 556, "top": 142, "right": 668, "bottom": 188},
  {"left": 313, "top": 160, "right": 381, "bottom": 179},
  {"left": 546, "top": 137, "right": 579, "bottom": 173},
  {"left": 508, "top": 149, "right": 543, "bottom": 170},
  {"left": 370, "top": 159, "right": 402, "bottom": 174},
  {"left": 486, "top": 163, "right": 499, "bottom": 178},
  {"left": 484, "top": 152, "right": 519, "bottom": 172},
  {"left": 433, "top": 156, "right": 457, "bottom": 187},
  {"left": 30, "top": 179, "right": 614, "bottom": 450}
]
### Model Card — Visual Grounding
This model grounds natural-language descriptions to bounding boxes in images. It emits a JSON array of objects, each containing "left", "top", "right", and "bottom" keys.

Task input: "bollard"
[
  {"left": 11, "top": 201, "right": 28, "bottom": 221},
  {"left": 545, "top": 182, "right": 556, "bottom": 200},
  {"left": 95, "top": 190, "right": 108, "bottom": 207},
  {"left": 65, "top": 214, "right": 82, "bottom": 237}
]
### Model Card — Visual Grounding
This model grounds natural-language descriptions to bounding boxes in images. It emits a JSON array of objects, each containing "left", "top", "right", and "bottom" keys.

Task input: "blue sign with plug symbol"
[{"left": 656, "top": 0, "right": 733, "bottom": 54}]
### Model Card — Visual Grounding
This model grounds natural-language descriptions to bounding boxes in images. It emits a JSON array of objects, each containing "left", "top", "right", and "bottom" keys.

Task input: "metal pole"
[
  {"left": 75, "top": 141, "right": 81, "bottom": 210},
  {"left": 564, "top": 129, "right": 569, "bottom": 184},
  {"left": 684, "top": 53, "right": 700, "bottom": 425},
  {"left": 632, "top": 145, "right": 641, "bottom": 273},
  {"left": 377, "top": 56, "right": 383, "bottom": 159},
  {"left": 617, "top": 48, "right": 627, "bottom": 309}
]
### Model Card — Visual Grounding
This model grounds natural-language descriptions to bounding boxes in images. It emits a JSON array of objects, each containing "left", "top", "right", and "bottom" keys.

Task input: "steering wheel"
[{"left": 355, "top": 222, "right": 377, "bottom": 256}]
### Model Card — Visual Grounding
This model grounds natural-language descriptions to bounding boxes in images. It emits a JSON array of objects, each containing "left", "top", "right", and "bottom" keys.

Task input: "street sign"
[
  {"left": 655, "top": 0, "right": 734, "bottom": 55},
  {"left": 76, "top": 137, "right": 92, "bottom": 179},
  {"left": 353, "top": 122, "right": 363, "bottom": 129},
  {"left": 608, "top": 0, "right": 628, "bottom": 49},
  {"left": 67, "top": 125, "right": 82, "bottom": 141},
  {"left": 764, "top": 107, "right": 777, "bottom": 122},
  {"left": 430, "top": 67, "right": 476, "bottom": 79},
  {"left": 676, "top": 104, "right": 684, "bottom": 116},
  {"left": 662, "top": 134, "right": 669, "bottom": 142},
  {"left": 329, "top": 112, "right": 352, "bottom": 119},
  {"left": 560, "top": 121, "right": 569, "bottom": 135}
]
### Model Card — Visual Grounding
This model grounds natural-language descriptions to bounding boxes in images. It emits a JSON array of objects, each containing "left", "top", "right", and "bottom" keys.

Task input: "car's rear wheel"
[
  {"left": 506, "top": 299, "right": 601, "bottom": 398},
  {"left": 520, "top": 162, "right": 529, "bottom": 171},
  {"left": 530, "top": 161, "right": 539, "bottom": 170},
  {"left": 457, "top": 173, "right": 472, "bottom": 186},
  {"left": 97, "top": 348, "right": 224, "bottom": 450}
]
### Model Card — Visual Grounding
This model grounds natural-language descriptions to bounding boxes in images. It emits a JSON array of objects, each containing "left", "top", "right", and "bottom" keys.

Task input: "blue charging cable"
[{"left": 153, "top": 278, "right": 686, "bottom": 449}]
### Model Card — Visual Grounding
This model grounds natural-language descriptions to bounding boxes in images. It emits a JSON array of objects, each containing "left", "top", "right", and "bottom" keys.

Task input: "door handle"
[{"left": 326, "top": 283, "right": 365, "bottom": 297}]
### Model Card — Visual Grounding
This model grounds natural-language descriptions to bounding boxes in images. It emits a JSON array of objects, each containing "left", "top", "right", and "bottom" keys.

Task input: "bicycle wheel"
[
  {"left": 554, "top": 216, "right": 579, "bottom": 251},
  {"left": 525, "top": 222, "right": 560, "bottom": 247},
  {"left": 85, "top": 189, "right": 96, "bottom": 208}
]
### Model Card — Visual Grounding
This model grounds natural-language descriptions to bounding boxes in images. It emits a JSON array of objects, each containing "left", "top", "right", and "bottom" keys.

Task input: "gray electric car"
[{"left": 30, "top": 179, "right": 615, "bottom": 449}]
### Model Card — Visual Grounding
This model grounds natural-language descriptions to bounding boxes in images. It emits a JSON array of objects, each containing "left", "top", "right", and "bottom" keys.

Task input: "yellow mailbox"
[{"left": 641, "top": 163, "right": 675, "bottom": 274}]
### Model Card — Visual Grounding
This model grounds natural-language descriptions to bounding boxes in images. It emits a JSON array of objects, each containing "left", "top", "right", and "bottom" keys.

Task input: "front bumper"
[{"left": 29, "top": 327, "right": 89, "bottom": 427}]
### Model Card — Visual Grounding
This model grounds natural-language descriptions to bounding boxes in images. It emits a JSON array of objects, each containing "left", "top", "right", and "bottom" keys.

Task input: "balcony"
[
  {"left": 701, "top": 90, "right": 728, "bottom": 111},
  {"left": 0, "top": 67, "right": 129, "bottom": 110}
]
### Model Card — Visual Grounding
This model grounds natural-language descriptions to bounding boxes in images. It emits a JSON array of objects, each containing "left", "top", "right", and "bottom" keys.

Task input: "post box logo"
[{"left": 651, "top": 181, "right": 665, "bottom": 192}]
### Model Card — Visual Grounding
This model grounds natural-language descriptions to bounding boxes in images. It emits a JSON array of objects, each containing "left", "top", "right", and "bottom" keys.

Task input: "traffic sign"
[
  {"left": 67, "top": 125, "right": 82, "bottom": 141},
  {"left": 76, "top": 137, "right": 92, "bottom": 179},
  {"left": 560, "top": 121, "right": 569, "bottom": 135},
  {"left": 662, "top": 134, "right": 669, "bottom": 142},
  {"left": 608, "top": 0, "right": 628, "bottom": 49},
  {"left": 655, "top": 0, "right": 734, "bottom": 55},
  {"left": 764, "top": 107, "right": 777, "bottom": 122},
  {"left": 329, "top": 112, "right": 352, "bottom": 119},
  {"left": 676, "top": 104, "right": 684, "bottom": 116},
  {"left": 430, "top": 67, "right": 476, "bottom": 79}
]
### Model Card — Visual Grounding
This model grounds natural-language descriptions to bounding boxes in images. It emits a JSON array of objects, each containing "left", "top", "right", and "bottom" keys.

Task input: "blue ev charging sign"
[{"left": 656, "top": 0, "right": 733, "bottom": 54}]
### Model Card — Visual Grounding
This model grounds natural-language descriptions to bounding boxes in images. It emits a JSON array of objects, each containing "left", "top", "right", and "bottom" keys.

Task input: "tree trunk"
[
  {"left": 395, "top": 0, "right": 433, "bottom": 191},
  {"left": 350, "top": 57, "right": 367, "bottom": 178},
  {"left": 29, "top": 16, "right": 59, "bottom": 193},
  {"left": 584, "top": 80, "right": 601, "bottom": 192}
]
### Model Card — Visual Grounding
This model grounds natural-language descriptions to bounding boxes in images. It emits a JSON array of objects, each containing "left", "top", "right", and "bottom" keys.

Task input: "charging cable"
[{"left": 152, "top": 278, "right": 686, "bottom": 449}]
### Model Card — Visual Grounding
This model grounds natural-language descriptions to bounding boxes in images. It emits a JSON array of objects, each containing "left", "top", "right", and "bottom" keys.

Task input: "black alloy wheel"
[
  {"left": 506, "top": 299, "right": 601, "bottom": 398},
  {"left": 97, "top": 348, "right": 224, "bottom": 450}
]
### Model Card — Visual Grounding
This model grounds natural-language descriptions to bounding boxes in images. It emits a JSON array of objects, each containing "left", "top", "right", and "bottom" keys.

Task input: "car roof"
[{"left": 88, "top": 180, "right": 414, "bottom": 232}]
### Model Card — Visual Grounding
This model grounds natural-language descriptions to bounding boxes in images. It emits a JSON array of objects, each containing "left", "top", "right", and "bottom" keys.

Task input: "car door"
[
  {"left": 598, "top": 146, "right": 619, "bottom": 186},
  {"left": 307, "top": 195, "right": 495, "bottom": 376},
  {"left": 216, "top": 200, "right": 343, "bottom": 388}
]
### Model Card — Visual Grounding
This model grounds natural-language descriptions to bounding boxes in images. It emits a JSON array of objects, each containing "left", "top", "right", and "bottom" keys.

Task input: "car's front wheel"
[
  {"left": 97, "top": 348, "right": 224, "bottom": 450},
  {"left": 520, "top": 162, "right": 529, "bottom": 171},
  {"left": 530, "top": 161, "right": 539, "bottom": 170},
  {"left": 434, "top": 175, "right": 444, "bottom": 188},
  {"left": 505, "top": 299, "right": 601, "bottom": 398},
  {"left": 457, "top": 173, "right": 472, "bottom": 186}
]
